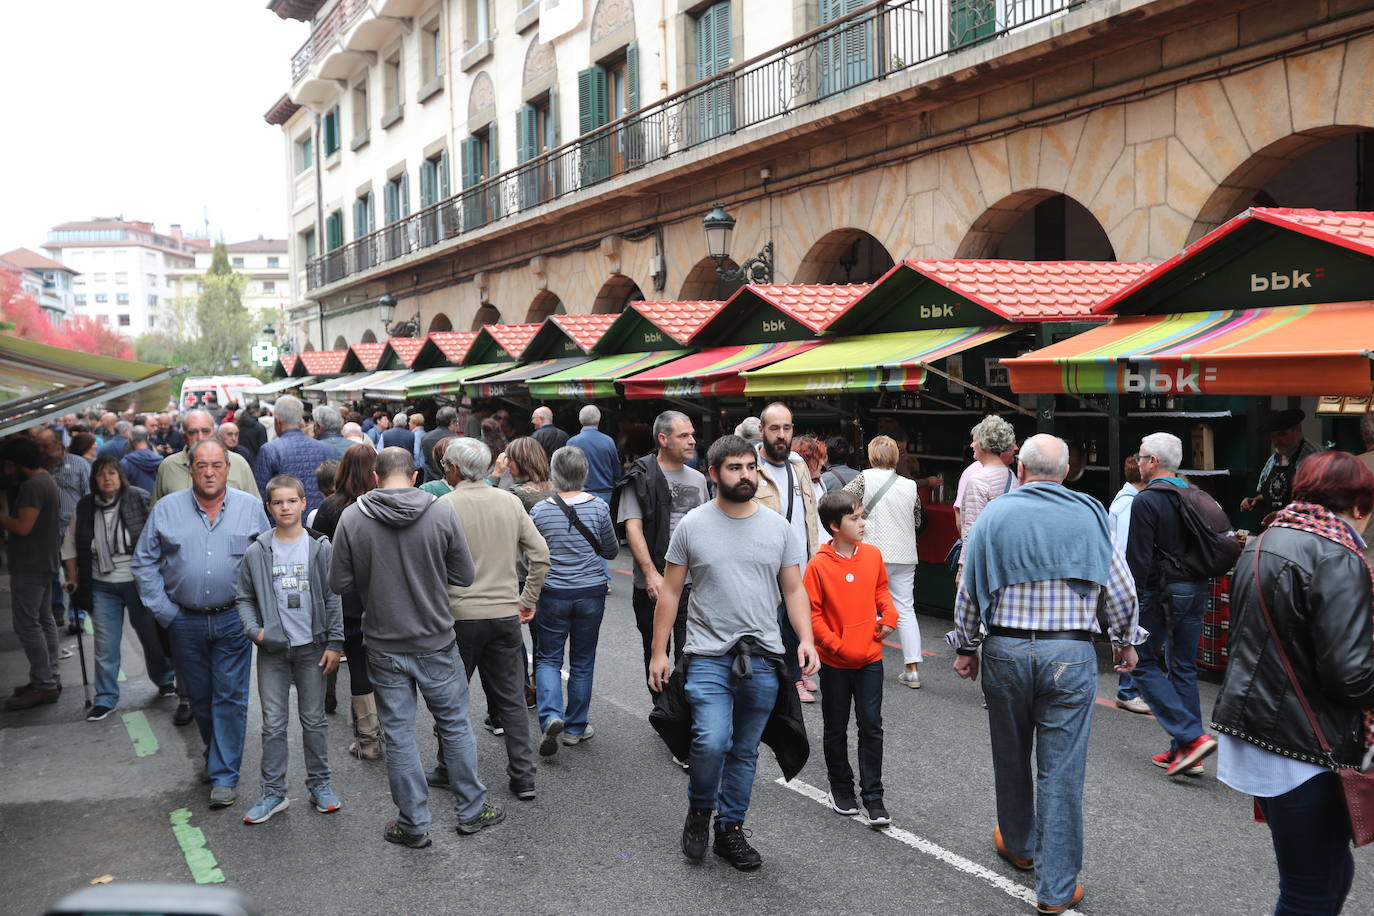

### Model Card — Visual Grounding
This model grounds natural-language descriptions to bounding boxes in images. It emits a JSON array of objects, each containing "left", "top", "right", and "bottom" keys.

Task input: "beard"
[
  {"left": 718, "top": 478, "right": 757, "bottom": 503},
  {"left": 763, "top": 435, "right": 790, "bottom": 463}
]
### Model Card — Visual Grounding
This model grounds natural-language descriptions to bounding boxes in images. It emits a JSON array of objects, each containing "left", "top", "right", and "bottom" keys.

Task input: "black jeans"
[
  {"left": 631, "top": 585, "right": 689, "bottom": 691},
  {"left": 435, "top": 617, "right": 535, "bottom": 788},
  {"left": 818, "top": 660, "right": 885, "bottom": 803},
  {"left": 778, "top": 603, "right": 802, "bottom": 685},
  {"left": 342, "top": 629, "right": 372, "bottom": 696},
  {"left": 1255, "top": 772, "right": 1355, "bottom": 915}
]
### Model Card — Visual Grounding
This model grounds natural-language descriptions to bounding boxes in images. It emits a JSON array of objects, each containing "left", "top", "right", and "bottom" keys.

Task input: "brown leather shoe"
[
  {"left": 5, "top": 687, "right": 60, "bottom": 710},
  {"left": 993, "top": 825, "right": 1033, "bottom": 871},
  {"left": 1036, "top": 883, "right": 1083, "bottom": 913}
]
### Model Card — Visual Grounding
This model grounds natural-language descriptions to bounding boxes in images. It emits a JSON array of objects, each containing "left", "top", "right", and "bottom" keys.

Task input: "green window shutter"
[
  {"left": 353, "top": 198, "right": 366, "bottom": 238},
  {"left": 518, "top": 105, "right": 539, "bottom": 162},
  {"left": 326, "top": 212, "right": 343, "bottom": 250},
  {"left": 697, "top": 2, "right": 730, "bottom": 80},
  {"left": 487, "top": 121, "right": 499, "bottom": 177},
  {"left": 626, "top": 42, "right": 639, "bottom": 114},
  {"left": 549, "top": 86, "right": 560, "bottom": 147},
  {"left": 400, "top": 172, "right": 410, "bottom": 216},
  {"left": 384, "top": 181, "right": 398, "bottom": 223},
  {"left": 419, "top": 159, "right": 436, "bottom": 207},
  {"left": 950, "top": 0, "right": 997, "bottom": 49},
  {"left": 461, "top": 136, "right": 482, "bottom": 188},
  {"left": 578, "top": 66, "right": 608, "bottom": 134},
  {"left": 438, "top": 149, "right": 450, "bottom": 198},
  {"left": 712, "top": 3, "right": 731, "bottom": 73}
]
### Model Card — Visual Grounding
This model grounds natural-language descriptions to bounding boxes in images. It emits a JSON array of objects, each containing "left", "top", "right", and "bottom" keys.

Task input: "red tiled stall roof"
[
  {"left": 278, "top": 354, "right": 299, "bottom": 377},
  {"left": 349, "top": 341, "right": 387, "bottom": 370},
  {"left": 729, "top": 283, "right": 872, "bottom": 335},
  {"left": 546, "top": 313, "right": 619, "bottom": 353},
  {"left": 897, "top": 259, "right": 1153, "bottom": 323},
  {"left": 427, "top": 331, "right": 480, "bottom": 364},
  {"left": 1249, "top": 207, "right": 1374, "bottom": 255},
  {"left": 384, "top": 336, "right": 426, "bottom": 368},
  {"left": 294, "top": 349, "right": 355, "bottom": 376},
  {"left": 628, "top": 300, "right": 727, "bottom": 346},
  {"left": 480, "top": 323, "right": 543, "bottom": 359}
]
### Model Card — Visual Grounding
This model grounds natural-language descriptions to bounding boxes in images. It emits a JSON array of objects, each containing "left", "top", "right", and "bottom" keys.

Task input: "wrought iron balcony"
[{"left": 291, "top": 0, "right": 370, "bottom": 83}]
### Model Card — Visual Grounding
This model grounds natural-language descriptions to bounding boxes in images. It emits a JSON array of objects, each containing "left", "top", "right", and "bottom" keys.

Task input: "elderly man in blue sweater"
[
  {"left": 566, "top": 405, "right": 620, "bottom": 507},
  {"left": 252, "top": 395, "right": 333, "bottom": 514},
  {"left": 947, "top": 434, "right": 1143, "bottom": 915}
]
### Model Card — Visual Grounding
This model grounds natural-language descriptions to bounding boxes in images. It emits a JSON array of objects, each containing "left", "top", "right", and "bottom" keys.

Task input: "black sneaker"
[
  {"left": 713, "top": 823, "right": 763, "bottom": 870},
  {"left": 425, "top": 766, "right": 451, "bottom": 790},
  {"left": 173, "top": 701, "right": 194, "bottom": 726},
  {"left": 456, "top": 802, "right": 506, "bottom": 835},
  {"left": 85, "top": 704, "right": 115, "bottom": 722},
  {"left": 864, "top": 800, "right": 892, "bottom": 829},
  {"left": 483, "top": 715, "right": 505, "bottom": 736},
  {"left": 384, "top": 820, "right": 432, "bottom": 849},
  {"left": 510, "top": 781, "right": 536, "bottom": 801},
  {"left": 157, "top": 683, "right": 177, "bottom": 698},
  {"left": 827, "top": 788, "right": 859, "bottom": 815},
  {"left": 681, "top": 808, "right": 712, "bottom": 861}
]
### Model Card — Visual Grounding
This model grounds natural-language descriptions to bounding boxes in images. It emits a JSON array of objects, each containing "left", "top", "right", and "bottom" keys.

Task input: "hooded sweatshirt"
[
  {"left": 804, "top": 541, "right": 898, "bottom": 669},
  {"left": 327, "top": 486, "right": 475, "bottom": 654},
  {"left": 120, "top": 448, "right": 164, "bottom": 492}
]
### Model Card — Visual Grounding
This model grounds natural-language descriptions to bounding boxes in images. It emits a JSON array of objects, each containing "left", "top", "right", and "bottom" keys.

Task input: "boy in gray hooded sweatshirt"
[{"left": 327, "top": 447, "right": 495, "bottom": 847}]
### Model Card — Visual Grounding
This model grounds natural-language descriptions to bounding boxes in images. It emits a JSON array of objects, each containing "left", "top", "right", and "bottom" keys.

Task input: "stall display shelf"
[
  {"left": 911, "top": 453, "right": 966, "bottom": 462},
  {"left": 1125, "top": 411, "right": 1233, "bottom": 419},
  {"left": 873, "top": 408, "right": 992, "bottom": 416}
]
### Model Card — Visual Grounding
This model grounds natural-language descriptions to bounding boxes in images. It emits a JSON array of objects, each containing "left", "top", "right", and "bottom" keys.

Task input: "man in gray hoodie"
[{"left": 328, "top": 447, "right": 500, "bottom": 847}]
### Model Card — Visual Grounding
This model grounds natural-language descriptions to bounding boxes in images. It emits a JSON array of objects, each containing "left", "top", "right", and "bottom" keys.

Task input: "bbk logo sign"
[
  {"left": 640, "top": 331, "right": 664, "bottom": 344},
  {"left": 1121, "top": 363, "right": 1218, "bottom": 394},
  {"left": 919, "top": 304, "right": 958, "bottom": 319},
  {"left": 761, "top": 319, "right": 789, "bottom": 333},
  {"left": 664, "top": 379, "right": 702, "bottom": 397},
  {"left": 1250, "top": 267, "right": 1324, "bottom": 292}
]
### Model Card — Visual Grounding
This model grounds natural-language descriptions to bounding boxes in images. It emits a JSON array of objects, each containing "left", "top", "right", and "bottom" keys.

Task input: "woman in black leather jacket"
[{"left": 1213, "top": 451, "right": 1374, "bottom": 916}]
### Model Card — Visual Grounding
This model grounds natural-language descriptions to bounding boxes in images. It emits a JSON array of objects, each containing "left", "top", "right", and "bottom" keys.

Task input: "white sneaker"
[
  {"left": 1115, "top": 695, "right": 1151, "bottom": 715},
  {"left": 561, "top": 724, "right": 595, "bottom": 746},
  {"left": 898, "top": 671, "right": 922, "bottom": 689}
]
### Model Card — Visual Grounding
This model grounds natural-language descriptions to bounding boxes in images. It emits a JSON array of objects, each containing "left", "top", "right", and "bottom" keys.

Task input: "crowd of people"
[{"left": 3, "top": 395, "right": 1372, "bottom": 915}]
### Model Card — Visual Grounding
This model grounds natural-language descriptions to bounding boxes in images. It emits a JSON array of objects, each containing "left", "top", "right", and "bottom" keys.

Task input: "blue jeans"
[
  {"left": 256, "top": 643, "right": 330, "bottom": 796},
  {"left": 1133, "top": 582, "right": 1207, "bottom": 749},
  {"left": 167, "top": 608, "right": 252, "bottom": 788},
  {"left": 368, "top": 641, "right": 485, "bottom": 831},
  {"left": 981, "top": 635, "right": 1097, "bottom": 909},
  {"left": 819, "top": 660, "right": 884, "bottom": 803},
  {"left": 91, "top": 579, "right": 175, "bottom": 707},
  {"left": 533, "top": 592, "right": 605, "bottom": 734},
  {"left": 684, "top": 653, "right": 779, "bottom": 826},
  {"left": 1255, "top": 772, "right": 1355, "bottom": 915}
]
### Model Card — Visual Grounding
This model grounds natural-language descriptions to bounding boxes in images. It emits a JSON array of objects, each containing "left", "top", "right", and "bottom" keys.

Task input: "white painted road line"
[{"left": 776, "top": 777, "right": 1081, "bottom": 915}]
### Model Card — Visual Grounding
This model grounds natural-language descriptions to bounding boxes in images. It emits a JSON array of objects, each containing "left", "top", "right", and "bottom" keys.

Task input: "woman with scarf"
[
  {"left": 1214, "top": 450, "right": 1374, "bottom": 915},
  {"left": 60, "top": 456, "right": 175, "bottom": 721}
]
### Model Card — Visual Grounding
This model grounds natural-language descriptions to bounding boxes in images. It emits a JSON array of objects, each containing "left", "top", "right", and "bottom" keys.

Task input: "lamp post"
[
  {"left": 229, "top": 352, "right": 242, "bottom": 371},
  {"left": 703, "top": 203, "right": 774, "bottom": 284},
  {"left": 380, "top": 292, "right": 419, "bottom": 337}
]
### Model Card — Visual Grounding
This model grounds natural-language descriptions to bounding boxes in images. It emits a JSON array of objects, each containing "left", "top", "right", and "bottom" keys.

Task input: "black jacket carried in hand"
[
  {"left": 649, "top": 638, "right": 810, "bottom": 781},
  {"left": 616, "top": 453, "right": 672, "bottom": 574},
  {"left": 1212, "top": 529, "right": 1374, "bottom": 769}
]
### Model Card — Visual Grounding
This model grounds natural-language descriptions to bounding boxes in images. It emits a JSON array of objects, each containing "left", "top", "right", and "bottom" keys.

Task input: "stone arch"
[
  {"left": 427, "top": 312, "right": 453, "bottom": 333},
  {"left": 678, "top": 257, "right": 743, "bottom": 301},
  {"left": 467, "top": 71, "right": 495, "bottom": 122},
  {"left": 956, "top": 191, "right": 1115, "bottom": 261},
  {"left": 471, "top": 304, "right": 501, "bottom": 330},
  {"left": 522, "top": 37, "right": 556, "bottom": 89},
  {"left": 525, "top": 290, "right": 564, "bottom": 323},
  {"left": 794, "top": 229, "right": 895, "bottom": 284},
  {"left": 1187, "top": 127, "right": 1373, "bottom": 244},
  {"left": 589, "top": 0, "right": 634, "bottom": 44},
  {"left": 332, "top": 334, "right": 349, "bottom": 349},
  {"left": 592, "top": 275, "right": 644, "bottom": 314},
  {"left": 360, "top": 329, "right": 378, "bottom": 343}
]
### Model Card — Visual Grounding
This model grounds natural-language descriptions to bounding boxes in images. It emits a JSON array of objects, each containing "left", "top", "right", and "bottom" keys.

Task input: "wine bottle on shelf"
[
  {"left": 1087, "top": 439, "right": 1099, "bottom": 464},
  {"left": 915, "top": 430, "right": 925, "bottom": 452}
]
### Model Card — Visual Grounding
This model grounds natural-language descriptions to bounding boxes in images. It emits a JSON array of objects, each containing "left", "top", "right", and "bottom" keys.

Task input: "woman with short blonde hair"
[{"left": 868, "top": 435, "right": 901, "bottom": 470}]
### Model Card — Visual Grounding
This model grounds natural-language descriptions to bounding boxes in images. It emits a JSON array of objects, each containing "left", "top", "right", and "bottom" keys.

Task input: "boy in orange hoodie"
[{"left": 805, "top": 490, "right": 898, "bottom": 828}]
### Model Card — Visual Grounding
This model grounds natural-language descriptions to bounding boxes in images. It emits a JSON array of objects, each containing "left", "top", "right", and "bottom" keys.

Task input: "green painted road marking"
[
  {"left": 83, "top": 615, "right": 93, "bottom": 636},
  {"left": 117, "top": 668, "right": 126, "bottom": 682},
  {"left": 121, "top": 710, "right": 159, "bottom": 757},
  {"left": 169, "top": 808, "right": 225, "bottom": 884}
]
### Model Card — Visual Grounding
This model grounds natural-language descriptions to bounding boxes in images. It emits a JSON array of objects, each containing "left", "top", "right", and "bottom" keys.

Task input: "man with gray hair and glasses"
[
  {"left": 426, "top": 437, "right": 549, "bottom": 802},
  {"left": 567, "top": 404, "right": 620, "bottom": 507},
  {"left": 948, "top": 434, "right": 1142, "bottom": 915},
  {"left": 1126, "top": 431, "right": 1220, "bottom": 779},
  {"left": 313, "top": 405, "right": 351, "bottom": 461},
  {"left": 252, "top": 395, "right": 333, "bottom": 513},
  {"left": 152, "top": 409, "right": 260, "bottom": 505}
]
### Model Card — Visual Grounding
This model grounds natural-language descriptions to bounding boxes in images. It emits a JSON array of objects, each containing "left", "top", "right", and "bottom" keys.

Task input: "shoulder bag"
[
  {"left": 862, "top": 470, "right": 901, "bottom": 519},
  {"left": 945, "top": 468, "right": 1014, "bottom": 572},
  {"left": 1250, "top": 533, "right": 1374, "bottom": 846},
  {"left": 552, "top": 494, "right": 619, "bottom": 560}
]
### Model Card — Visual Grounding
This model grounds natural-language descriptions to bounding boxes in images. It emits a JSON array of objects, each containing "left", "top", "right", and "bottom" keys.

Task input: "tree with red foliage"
[{"left": 1, "top": 265, "right": 132, "bottom": 359}]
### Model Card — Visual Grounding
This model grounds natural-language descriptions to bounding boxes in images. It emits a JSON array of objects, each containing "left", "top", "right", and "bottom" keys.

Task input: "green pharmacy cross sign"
[{"left": 251, "top": 340, "right": 279, "bottom": 368}]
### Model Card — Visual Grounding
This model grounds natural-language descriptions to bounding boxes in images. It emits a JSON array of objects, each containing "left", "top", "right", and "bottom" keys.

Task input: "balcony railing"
[
  {"left": 306, "top": 0, "right": 1085, "bottom": 291},
  {"left": 291, "top": 0, "right": 370, "bottom": 82}
]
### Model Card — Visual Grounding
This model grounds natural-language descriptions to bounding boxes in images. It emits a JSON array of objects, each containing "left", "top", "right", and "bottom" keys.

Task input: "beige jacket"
[
  {"left": 752, "top": 447, "right": 819, "bottom": 557},
  {"left": 441, "top": 481, "right": 550, "bottom": 620}
]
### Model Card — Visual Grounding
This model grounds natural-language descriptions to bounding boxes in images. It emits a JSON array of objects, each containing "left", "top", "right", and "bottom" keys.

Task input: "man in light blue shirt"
[
  {"left": 566, "top": 405, "right": 620, "bottom": 506},
  {"left": 134, "top": 438, "right": 269, "bottom": 809}
]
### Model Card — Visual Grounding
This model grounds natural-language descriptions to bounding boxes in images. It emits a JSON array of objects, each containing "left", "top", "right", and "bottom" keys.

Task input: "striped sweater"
[{"left": 529, "top": 494, "right": 618, "bottom": 594}]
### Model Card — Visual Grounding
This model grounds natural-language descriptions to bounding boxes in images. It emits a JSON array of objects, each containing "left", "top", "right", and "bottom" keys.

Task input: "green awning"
[
  {"left": 740, "top": 327, "right": 1019, "bottom": 396},
  {"left": 0, "top": 334, "right": 176, "bottom": 436},
  {"left": 331, "top": 369, "right": 412, "bottom": 398},
  {"left": 243, "top": 375, "right": 316, "bottom": 396},
  {"left": 466, "top": 357, "right": 593, "bottom": 398},
  {"left": 303, "top": 371, "right": 374, "bottom": 396},
  {"left": 364, "top": 367, "right": 456, "bottom": 400},
  {"left": 525, "top": 351, "right": 683, "bottom": 399},
  {"left": 405, "top": 363, "right": 508, "bottom": 398}
]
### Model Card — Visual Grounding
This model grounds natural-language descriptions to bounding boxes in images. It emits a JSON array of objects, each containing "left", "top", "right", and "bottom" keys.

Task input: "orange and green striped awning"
[
  {"left": 1004, "top": 302, "right": 1374, "bottom": 396},
  {"left": 621, "top": 340, "right": 823, "bottom": 400},
  {"left": 526, "top": 351, "right": 683, "bottom": 399}
]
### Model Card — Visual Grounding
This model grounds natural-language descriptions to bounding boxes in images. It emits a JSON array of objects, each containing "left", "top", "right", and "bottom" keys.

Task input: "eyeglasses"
[{"left": 1133, "top": 453, "right": 1158, "bottom": 463}]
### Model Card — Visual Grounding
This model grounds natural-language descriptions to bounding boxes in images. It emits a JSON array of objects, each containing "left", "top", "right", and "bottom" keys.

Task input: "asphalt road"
[{"left": 2, "top": 553, "right": 1370, "bottom": 916}]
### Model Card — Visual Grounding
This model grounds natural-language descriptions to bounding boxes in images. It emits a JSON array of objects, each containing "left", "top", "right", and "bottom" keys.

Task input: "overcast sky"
[{"left": 0, "top": 1, "right": 307, "bottom": 253}]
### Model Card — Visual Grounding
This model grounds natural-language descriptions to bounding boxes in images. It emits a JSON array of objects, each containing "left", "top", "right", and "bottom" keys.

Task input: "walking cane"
[{"left": 73, "top": 607, "right": 92, "bottom": 709}]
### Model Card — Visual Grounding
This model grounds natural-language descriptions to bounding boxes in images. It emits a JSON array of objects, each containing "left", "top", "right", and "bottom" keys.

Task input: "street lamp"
[
  {"left": 229, "top": 353, "right": 242, "bottom": 371},
  {"left": 703, "top": 202, "right": 774, "bottom": 284},
  {"left": 380, "top": 292, "right": 419, "bottom": 337}
]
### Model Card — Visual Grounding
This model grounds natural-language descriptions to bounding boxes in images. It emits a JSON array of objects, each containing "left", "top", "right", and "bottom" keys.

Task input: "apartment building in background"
[
  {"left": 167, "top": 237, "right": 292, "bottom": 323},
  {"left": 0, "top": 247, "right": 79, "bottom": 324},
  {"left": 265, "top": 0, "right": 1374, "bottom": 352}
]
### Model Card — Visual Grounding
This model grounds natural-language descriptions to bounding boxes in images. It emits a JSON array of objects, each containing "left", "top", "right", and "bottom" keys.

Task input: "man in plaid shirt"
[{"left": 947, "top": 434, "right": 1143, "bottom": 915}]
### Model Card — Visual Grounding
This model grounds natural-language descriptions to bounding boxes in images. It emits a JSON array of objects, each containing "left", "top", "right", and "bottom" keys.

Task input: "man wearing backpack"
[{"left": 1127, "top": 433, "right": 1221, "bottom": 778}]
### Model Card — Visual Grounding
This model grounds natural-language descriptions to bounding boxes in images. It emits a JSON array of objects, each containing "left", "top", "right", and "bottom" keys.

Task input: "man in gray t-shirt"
[
  {"left": 648, "top": 434, "right": 816, "bottom": 871},
  {"left": 2, "top": 438, "right": 63, "bottom": 707}
]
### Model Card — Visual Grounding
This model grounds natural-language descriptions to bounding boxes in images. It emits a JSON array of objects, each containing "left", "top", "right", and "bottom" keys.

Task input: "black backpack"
[{"left": 1146, "top": 481, "right": 1243, "bottom": 581}]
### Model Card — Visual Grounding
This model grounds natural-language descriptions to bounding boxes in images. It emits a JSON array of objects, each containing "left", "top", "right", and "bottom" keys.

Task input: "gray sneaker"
[
  {"left": 456, "top": 802, "right": 506, "bottom": 835},
  {"left": 208, "top": 785, "right": 237, "bottom": 809},
  {"left": 561, "top": 724, "right": 595, "bottom": 746},
  {"left": 539, "top": 718, "right": 564, "bottom": 757}
]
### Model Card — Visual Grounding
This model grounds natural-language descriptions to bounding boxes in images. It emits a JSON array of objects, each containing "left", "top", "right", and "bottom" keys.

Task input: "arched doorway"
[
  {"left": 678, "top": 257, "right": 743, "bottom": 301},
  {"left": 360, "top": 329, "right": 378, "bottom": 343},
  {"left": 526, "top": 290, "right": 564, "bottom": 323},
  {"left": 794, "top": 229, "right": 895, "bottom": 284},
  {"left": 592, "top": 275, "right": 644, "bottom": 314},
  {"left": 427, "top": 312, "right": 453, "bottom": 333},
  {"left": 1188, "top": 128, "right": 1374, "bottom": 243},
  {"left": 958, "top": 191, "right": 1116, "bottom": 260},
  {"left": 471, "top": 303, "right": 501, "bottom": 330},
  {"left": 332, "top": 334, "right": 349, "bottom": 350}
]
